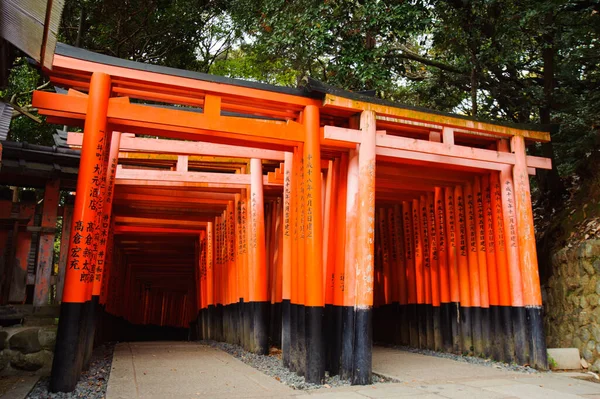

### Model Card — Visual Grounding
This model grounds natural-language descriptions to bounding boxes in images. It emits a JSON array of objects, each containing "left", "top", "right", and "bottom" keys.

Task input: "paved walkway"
[{"left": 106, "top": 342, "right": 600, "bottom": 399}]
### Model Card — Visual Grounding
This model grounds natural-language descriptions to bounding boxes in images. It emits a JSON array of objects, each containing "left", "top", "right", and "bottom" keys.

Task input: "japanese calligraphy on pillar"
[
  {"left": 476, "top": 189, "right": 486, "bottom": 253},
  {"left": 305, "top": 154, "right": 314, "bottom": 238},
  {"left": 467, "top": 191, "right": 477, "bottom": 254},
  {"left": 484, "top": 183, "right": 496, "bottom": 255},
  {"left": 504, "top": 181, "right": 518, "bottom": 248},
  {"left": 429, "top": 199, "right": 438, "bottom": 262},
  {"left": 457, "top": 193, "right": 467, "bottom": 257},
  {"left": 284, "top": 167, "right": 291, "bottom": 238}
]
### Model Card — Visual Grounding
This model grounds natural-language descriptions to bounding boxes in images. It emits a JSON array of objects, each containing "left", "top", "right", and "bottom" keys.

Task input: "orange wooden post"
[
  {"left": 82, "top": 131, "right": 122, "bottom": 366},
  {"left": 412, "top": 198, "right": 425, "bottom": 348},
  {"left": 444, "top": 187, "right": 461, "bottom": 352},
  {"left": 454, "top": 185, "right": 473, "bottom": 354},
  {"left": 331, "top": 154, "right": 348, "bottom": 375},
  {"left": 419, "top": 195, "right": 432, "bottom": 349},
  {"left": 353, "top": 110, "right": 376, "bottom": 385},
  {"left": 498, "top": 139, "right": 527, "bottom": 364},
  {"left": 51, "top": 72, "right": 111, "bottom": 393},
  {"left": 282, "top": 152, "right": 293, "bottom": 366},
  {"left": 303, "top": 105, "right": 325, "bottom": 383},
  {"left": 33, "top": 178, "right": 61, "bottom": 307},
  {"left": 511, "top": 135, "right": 547, "bottom": 369},
  {"left": 206, "top": 221, "right": 214, "bottom": 339},
  {"left": 474, "top": 176, "right": 491, "bottom": 356},
  {"left": 323, "top": 161, "right": 335, "bottom": 305},
  {"left": 289, "top": 146, "right": 302, "bottom": 372},
  {"left": 435, "top": 187, "right": 452, "bottom": 351},
  {"left": 386, "top": 206, "right": 399, "bottom": 344},
  {"left": 403, "top": 200, "right": 418, "bottom": 348},
  {"left": 323, "top": 159, "right": 337, "bottom": 373},
  {"left": 482, "top": 174, "right": 507, "bottom": 361},
  {"left": 249, "top": 158, "right": 268, "bottom": 354},
  {"left": 393, "top": 204, "right": 410, "bottom": 345},
  {"left": 464, "top": 181, "right": 483, "bottom": 355},
  {"left": 340, "top": 147, "right": 358, "bottom": 380},
  {"left": 428, "top": 192, "right": 442, "bottom": 351}
]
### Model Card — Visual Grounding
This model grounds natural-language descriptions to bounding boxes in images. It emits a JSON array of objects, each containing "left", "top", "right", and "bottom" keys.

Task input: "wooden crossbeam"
[
  {"left": 67, "top": 132, "right": 286, "bottom": 161},
  {"left": 116, "top": 167, "right": 281, "bottom": 187},
  {"left": 33, "top": 91, "right": 304, "bottom": 146},
  {"left": 323, "top": 126, "right": 549, "bottom": 174}
]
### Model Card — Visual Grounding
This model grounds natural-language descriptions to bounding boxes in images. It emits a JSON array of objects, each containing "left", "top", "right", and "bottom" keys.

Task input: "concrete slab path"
[
  {"left": 106, "top": 342, "right": 297, "bottom": 399},
  {"left": 106, "top": 343, "right": 600, "bottom": 399}
]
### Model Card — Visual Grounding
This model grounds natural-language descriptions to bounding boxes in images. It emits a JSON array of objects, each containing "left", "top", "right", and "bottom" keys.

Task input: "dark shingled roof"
[{"left": 55, "top": 43, "right": 553, "bottom": 133}]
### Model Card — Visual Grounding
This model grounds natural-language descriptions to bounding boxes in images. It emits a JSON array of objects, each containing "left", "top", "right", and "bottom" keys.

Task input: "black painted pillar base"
[
  {"left": 305, "top": 306, "right": 325, "bottom": 384},
  {"left": 459, "top": 306, "right": 473, "bottom": 355},
  {"left": 289, "top": 302, "right": 299, "bottom": 372},
  {"left": 340, "top": 306, "right": 355, "bottom": 380},
  {"left": 238, "top": 299, "right": 244, "bottom": 346},
  {"left": 471, "top": 306, "right": 484, "bottom": 356},
  {"left": 416, "top": 304, "right": 427, "bottom": 349},
  {"left": 207, "top": 305, "right": 215, "bottom": 341},
  {"left": 399, "top": 304, "right": 410, "bottom": 346},
  {"left": 242, "top": 300, "right": 251, "bottom": 350},
  {"left": 425, "top": 304, "right": 435, "bottom": 350},
  {"left": 50, "top": 302, "right": 85, "bottom": 393},
  {"left": 408, "top": 304, "right": 419, "bottom": 348},
  {"left": 332, "top": 305, "right": 343, "bottom": 375},
  {"left": 526, "top": 306, "right": 548, "bottom": 370},
  {"left": 296, "top": 304, "right": 306, "bottom": 376},
  {"left": 513, "top": 306, "right": 529, "bottom": 365},
  {"left": 270, "top": 302, "right": 281, "bottom": 347},
  {"left": 216, "top": 304, "right": 224, "bottom": 342},
  {"left": 432, "top": 306, "right": 442, "bottom": 351},
  {"left": 324, "top": 304, "right": 333, "bottom": 371},
  {"left": 480, "top": 307, "right": 491, "bottom": 358},
  {"left": 490, "top": 306, "right": 503, "bottom": 362},
  {"left": 82, "top": 296, "right": 100, "bottom": 371},
  {"left": 351, "top": 307, "right": 372, "bottom": 386},
  {"left": 282, "top": 299, "right": 292, "bottom": 368},
  {"left": 253, "top": 301, "right": 269, "bottom": 355},
  {"left": 450, "top": 302, "right": 461, "bottom": 353},
  {"left": 500, "top": 306, "right": 515, "bottom": 362},
  {"left": 440, "top": 303, "right": 453, "bottom": 352}
]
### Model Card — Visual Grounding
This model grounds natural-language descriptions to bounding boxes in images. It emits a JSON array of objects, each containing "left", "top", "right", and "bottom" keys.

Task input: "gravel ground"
[
  {"left": 202, "top": 340, "right": 391, "bottom": 390},
  {"left": 26, "top": 343, "right": 115, "bottom": 399},
  {"left": 381, "top": 343, "right": 543, "bottom": 374}
]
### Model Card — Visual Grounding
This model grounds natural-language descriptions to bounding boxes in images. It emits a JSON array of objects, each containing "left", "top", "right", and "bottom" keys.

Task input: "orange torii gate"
[{"left": 32, "top": 43, "right": 551, "bottom": 392}]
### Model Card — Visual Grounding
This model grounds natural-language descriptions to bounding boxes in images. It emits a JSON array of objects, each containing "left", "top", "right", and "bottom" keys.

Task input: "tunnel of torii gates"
[{"left": 30, "top": 44, "right": 553, "bottom": 392}]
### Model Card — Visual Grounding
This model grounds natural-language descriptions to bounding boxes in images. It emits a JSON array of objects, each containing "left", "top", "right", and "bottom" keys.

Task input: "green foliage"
[
  {"left": 0, "top": 58, "right": 55, "bottom": 145},
  {"left": 59, "top": 0, "right": 240, "bottom": 72}
]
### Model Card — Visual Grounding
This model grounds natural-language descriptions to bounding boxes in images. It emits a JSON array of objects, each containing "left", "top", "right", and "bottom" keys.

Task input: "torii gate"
[{"left": 32, "top": 43, "right": 551, "bottom": 392}]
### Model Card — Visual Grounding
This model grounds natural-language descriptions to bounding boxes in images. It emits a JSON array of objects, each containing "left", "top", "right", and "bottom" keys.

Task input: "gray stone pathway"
[{"left": 106, "top": 342, "right": 600, "bottom": 398}]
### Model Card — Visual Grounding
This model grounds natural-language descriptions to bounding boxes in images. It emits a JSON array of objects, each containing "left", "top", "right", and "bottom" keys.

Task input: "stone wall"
[
  {"left": 0, "top": 325, "right": 56, "bottom": 375},
  {"left": 545, "top": 239, "right": 600, "bottom": 371}
]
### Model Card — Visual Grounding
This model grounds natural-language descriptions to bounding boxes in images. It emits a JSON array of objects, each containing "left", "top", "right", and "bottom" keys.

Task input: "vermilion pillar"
[
  {"left": 353, "top": 110, "right": 376, "bottom": 385},
  {"left": 511, "top": 135, "right": 547, "bottom": 369},
  {"left": 50, "top": 72, "right": 111, "bottom": 393},
  {"left": 303, "top": 105, "right": 325, "bottom": 383},
  {"left": 82, "top": 131, "right": 121, "bottom": 370},
  {"left": 250, "top": 158, "right": 268, "bottom": 354},
  {"left": 341, "top": 147, "right": 359, "bottom": 380},
  {"left": 281, "top": 152, "right": 293, "bottom": 367}
]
